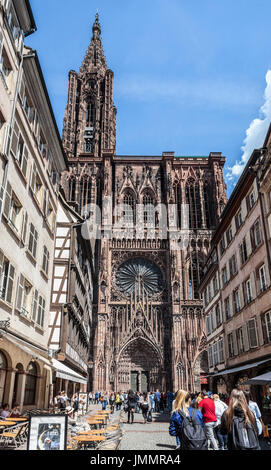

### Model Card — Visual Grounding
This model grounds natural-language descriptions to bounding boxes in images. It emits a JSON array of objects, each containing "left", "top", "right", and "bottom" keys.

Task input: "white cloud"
[{"left": 226, "top": 70, "right": 271, "bottom": 181}]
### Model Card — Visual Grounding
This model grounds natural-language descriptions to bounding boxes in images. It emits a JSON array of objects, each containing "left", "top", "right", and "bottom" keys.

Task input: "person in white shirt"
[
  {"left": 213, "top": 394, "right": 228, "bottom": 450},
  {"left": 244, "top": 391, "right": 264, "bottom": 436}
]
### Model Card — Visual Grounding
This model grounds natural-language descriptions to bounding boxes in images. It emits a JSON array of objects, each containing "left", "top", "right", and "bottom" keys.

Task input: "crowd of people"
[
  {"left": 1, "top": 386, "right": 267, "bottom": 451},
  {"left": 169, "top": 389, "right": 265, "bottom": 450}
]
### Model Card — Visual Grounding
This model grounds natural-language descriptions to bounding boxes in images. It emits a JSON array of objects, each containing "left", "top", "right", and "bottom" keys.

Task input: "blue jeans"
[
  {"left": 102, "top": 400, "right": 108, "bottom": 410},
  {"left": 216, "top": 425, "right": 228, "bottom": 449},
  {"left": 176, "top": 435, "right": 181, "bottom": 447}
]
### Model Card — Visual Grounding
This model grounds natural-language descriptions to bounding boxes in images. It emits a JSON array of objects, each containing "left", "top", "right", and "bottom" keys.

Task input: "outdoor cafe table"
[
  {"left": 5, "top": 417, "right": 28, "bottom": 422},
  {"left": 0, "top": 421, "right": 17, "bottom": 427},
  {"left": 86, "top": 420, "right": 105, "bottom": 429},
  {"left": 72, "top": 435, "right": 106, "bottom": 449},
  {"left": 78, "top": 429, "right": 106, "bottom": 435}
]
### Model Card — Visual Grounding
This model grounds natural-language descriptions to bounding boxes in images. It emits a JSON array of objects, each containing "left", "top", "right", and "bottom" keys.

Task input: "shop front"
[
  {"left": 0, "top": 333, "right": 53, "bottom": 411},
  {"left": 51, "top": 358, "right": 88, "bottom": 400}
]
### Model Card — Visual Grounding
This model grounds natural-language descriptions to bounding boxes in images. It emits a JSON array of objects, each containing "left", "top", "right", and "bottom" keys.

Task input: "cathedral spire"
[{"left": 79, "top": 13, "right": 107, "bottom": 74}]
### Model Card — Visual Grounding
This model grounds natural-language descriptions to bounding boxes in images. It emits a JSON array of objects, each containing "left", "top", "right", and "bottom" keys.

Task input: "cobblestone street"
[{"left": 119, "top": 411, "right": 176, "bottom": 451}]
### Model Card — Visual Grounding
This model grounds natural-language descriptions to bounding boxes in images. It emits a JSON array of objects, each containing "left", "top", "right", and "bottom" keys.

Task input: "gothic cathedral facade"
[{"left": 61, "top": 15, "right": 227, "bottom": 393}]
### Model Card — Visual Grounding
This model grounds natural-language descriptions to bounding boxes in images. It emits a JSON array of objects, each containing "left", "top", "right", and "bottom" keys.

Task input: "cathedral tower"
[{"left": 62, "top": 14, "right": 116, "bottom": 161}]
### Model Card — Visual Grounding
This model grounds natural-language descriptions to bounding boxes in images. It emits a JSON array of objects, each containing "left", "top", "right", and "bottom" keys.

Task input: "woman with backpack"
[
  {"left": 169, "top": 389, "right": 207, "bottom": 450},
  {"left": 127, "top": 389, "right": 137, "bottom": 424},
  {"left": 141, "top": 392, "right": 151, "bottom": 424},
  {"left": 109, "top": 392, "right": 116, "bottom": 413},
  {"left": 220, "top": 389, "right": 260, "bottom": 450}
]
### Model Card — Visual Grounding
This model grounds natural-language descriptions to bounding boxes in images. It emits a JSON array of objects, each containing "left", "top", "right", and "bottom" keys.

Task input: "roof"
[{"left": 13, "top": 0, "right": 37, "bottom": 35}]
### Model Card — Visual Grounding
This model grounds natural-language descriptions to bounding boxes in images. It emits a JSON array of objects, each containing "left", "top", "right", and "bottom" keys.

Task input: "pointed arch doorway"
[{"left": 116, "top": 337, "right": 162, "bottom": 393}]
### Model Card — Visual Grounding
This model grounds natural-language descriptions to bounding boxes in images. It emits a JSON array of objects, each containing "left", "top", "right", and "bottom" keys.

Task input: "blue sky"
[{"left": 26, "top": 0, "right": 271, "bottom": 196}]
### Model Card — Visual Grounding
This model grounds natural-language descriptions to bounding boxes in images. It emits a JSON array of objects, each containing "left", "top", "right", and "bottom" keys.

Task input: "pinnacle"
[{"left": 79, "top": 13, "right": 107, "bottom": 74}]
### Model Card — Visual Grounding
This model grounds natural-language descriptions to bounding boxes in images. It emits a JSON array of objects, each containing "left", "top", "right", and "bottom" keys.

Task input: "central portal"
[
  {"left": 117, "top": 338, "right": 162, "bottom": 392},
  {"left": 130, "top": 371, "right": 149, "bottom": 392}
]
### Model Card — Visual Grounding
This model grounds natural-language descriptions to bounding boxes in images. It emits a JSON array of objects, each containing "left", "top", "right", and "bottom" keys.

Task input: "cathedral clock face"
[{"left": 115, "top": 258, "right": 164, "bottom": 299}]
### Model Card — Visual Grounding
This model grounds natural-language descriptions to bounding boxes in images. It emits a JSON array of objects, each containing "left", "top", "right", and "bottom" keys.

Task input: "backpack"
[
  {"left": 232, "top": 417, "right": 260, "bottom": 450},
  {"left": 179, "top": 409, "right": 208, "bottom": 450},
  {"left": 141, "top": 401, "right": 149, "bottom": 410}
]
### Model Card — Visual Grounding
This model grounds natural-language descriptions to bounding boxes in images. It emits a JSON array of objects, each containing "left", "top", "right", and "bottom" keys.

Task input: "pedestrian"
[
  {"left": 109, "top": 392, "right": 115, "bottom": 413},
  {"left": 167, "top": 391, "right": 174, "bottom": 413},
  {"left": 169, "top": 389, "right": 207, "bottom": 450},
  {"left": 72, "top": 393, "right": 79, "bottom": 419},
  {"left": 149, "top": 392, "right": 155, "bottom": 414},
  {"left": 135, "top": 392, "right": 140, "bottom": 413},
  {"left": 154, "top": 390, "right": 161, "bottom": 412},
  {"left": 115, "top": 392, "right": 122, "bottom": 411},
  {"left": 9, "top": 404, "right": 21, "bottom": 418},
  {"left": 141, "top": 392, "right": 150, "bottom": 423},
  {"left": 0, "top": 403, "right": 11, "bottom": 418},
  {"left": 127, "top": 389, "right": 137, "bottom": 424},
  {"left": 220, "top": 389, "right": 260, "bottom": 450},
  {"left": 212, "top": 394, "right": 228, "bottom": 450},
  {"left": 198, "top": 391, "right": 219, "bottom": 450},
  {"left": 244, "top": 391, "right": 264, "bottom": 437},
  {"left": 95, "top": 391, "right": 99, "bottom": 404},
  {"left": 88, "top": 392, "right": 93, "bottom": 405},
  {"left": 101, "top": 392, "right": 108, "bottom": 410},
  {"left": 59, "top": 391, "right": 67, "bottom": 411}
]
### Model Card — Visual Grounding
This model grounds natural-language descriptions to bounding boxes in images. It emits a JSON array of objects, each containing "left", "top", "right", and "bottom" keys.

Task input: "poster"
[{"left": 27, "top": 414, "right": 68, "bottom": 451}]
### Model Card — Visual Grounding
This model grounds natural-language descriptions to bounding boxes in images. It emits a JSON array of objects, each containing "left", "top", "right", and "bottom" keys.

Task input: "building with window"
[
  {"left": 48, "top": 190, "right": 94, "bottom": 396},
  {"left": 0, "top": 0, "right": 67, "bottom": 411},
  {"left": 200, "top": 128, "right": 271, "bottom": 421}
]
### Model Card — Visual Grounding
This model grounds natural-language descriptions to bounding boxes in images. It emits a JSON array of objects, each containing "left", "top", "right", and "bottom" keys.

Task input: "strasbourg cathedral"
[{"left": 61, "top": 15, "right": 228, "bottom": 393}]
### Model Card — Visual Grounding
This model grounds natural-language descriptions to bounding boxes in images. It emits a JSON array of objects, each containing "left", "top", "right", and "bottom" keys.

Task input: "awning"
[
  {"left": 212, "top": 358, "right": 271, "bottom": 377},
  {"left": 52, "top": 359, "right": 87, "bottom": 385},
  {"left": 243, "top": 372, "right": 271, "bottom": 385},
  {"left": 4, "top": 332, "right": 52, "bottom": 367}
]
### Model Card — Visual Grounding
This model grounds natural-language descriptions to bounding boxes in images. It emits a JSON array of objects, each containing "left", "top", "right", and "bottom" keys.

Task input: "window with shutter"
[
  {"left": 42, "top": 246, "right": 49, "bottom": 275},
  {"left": 31, "top": 289, "right": 38, "bottom": 322},
  {"left": 28, "top": 223, "right": 38, "bottom": 259},
  {"left": 21, "top": 210, "right": 28, "bottom": 244},
  {"left": 42, "top": 189, "right": 48, "bottom": 215},
  {"left": 247, "top": 319, "right": 258, "bottom": 348},
  {"left": 21, "top": 146, "right": 28, "bottom": 178},
  {"left": 259, "top": 265, "right": 267, "bottom": 293},
  {"left": 6, "top": 263, "right": 14, "bottom": 303},
  {"left": 16, "top": 274, "right": 25, "bottom": 311},
  {"left": 265, "top": 311, "right": 271, "bottom": 343},
  {"left": 218, "top": 339, "right": 224, "bottom": 363},
  {"left": 3, "top": 181, "right": 12, "bottom": 220},
  {"left": 37, "top": 295, "right": 45, "bottom": 328},
  {"left": 19, "top": 71, "right": 25, "bottom": 103},
  {"left": 10, "top": 121, "right": 19, "bottom": 158},
  {"left": 237, "top": 327, "right": 245, "bottom": 353},
  {"left": 208, "top": 345, "right": 213, "bottom": 368},
  {"left": 213, "top": 342, "right": 218, "bottom": 365},
  {"left": 30, "top": 163, "right": 37, "bottom": 193},
  {"left": 228, "top": 333, "right": 234, "bottom": 357}
]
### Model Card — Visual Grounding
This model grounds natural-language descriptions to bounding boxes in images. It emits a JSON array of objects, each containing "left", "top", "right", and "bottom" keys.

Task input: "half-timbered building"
[{"left": 48, "top": 190, "right": 94, "bottom": 395}]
